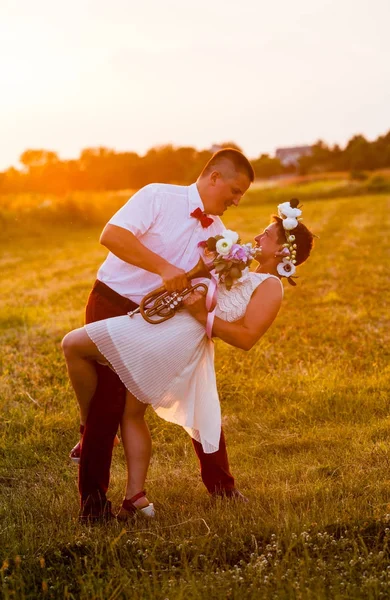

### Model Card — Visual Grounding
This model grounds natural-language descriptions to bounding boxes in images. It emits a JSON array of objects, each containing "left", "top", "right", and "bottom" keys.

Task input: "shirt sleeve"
[{"left": 108, "top": 184, "right": 160, "bottom": 238}]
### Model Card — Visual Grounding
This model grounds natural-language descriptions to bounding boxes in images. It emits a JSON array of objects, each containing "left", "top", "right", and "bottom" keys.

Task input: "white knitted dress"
[{"left": 85, "top": 272, "right": 283, "bottom": 453}]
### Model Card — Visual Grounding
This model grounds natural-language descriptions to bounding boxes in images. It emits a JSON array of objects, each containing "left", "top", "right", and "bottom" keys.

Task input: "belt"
[{"left": 92, "top": 280, "right": 139, "bottom": 311}]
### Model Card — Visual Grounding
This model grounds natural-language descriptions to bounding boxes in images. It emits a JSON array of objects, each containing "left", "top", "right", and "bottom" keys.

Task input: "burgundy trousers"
[{"left": 79, "top": 280, "right": 235, "bottom": 506}]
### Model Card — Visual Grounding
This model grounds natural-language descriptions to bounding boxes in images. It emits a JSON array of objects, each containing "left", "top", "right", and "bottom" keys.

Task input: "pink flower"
[{"left": 228, "top": 244, "right": 248, "bottom": 261}]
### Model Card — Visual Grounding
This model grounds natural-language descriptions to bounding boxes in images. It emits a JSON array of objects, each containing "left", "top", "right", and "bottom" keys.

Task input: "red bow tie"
[{"left": 190, "top": 207, "right": 214, "bottom": 228}]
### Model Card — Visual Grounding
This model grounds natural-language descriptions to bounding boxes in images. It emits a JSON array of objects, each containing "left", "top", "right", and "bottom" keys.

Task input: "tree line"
[{"left": 1, "top": 131, "right": 389, "bottom": 194}]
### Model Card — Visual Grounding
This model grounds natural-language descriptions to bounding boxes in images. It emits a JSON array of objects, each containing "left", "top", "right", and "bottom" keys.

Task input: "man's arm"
[
  {"left": 100, "top": 224, "right": 189, "bottom": 292},
  {"left": 183, "top": 277, "right": 283, "bottom": 350}
]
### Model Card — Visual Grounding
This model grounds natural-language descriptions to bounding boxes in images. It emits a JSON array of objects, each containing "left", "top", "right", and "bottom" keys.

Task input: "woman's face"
[{"left": 254, "top": 223, "right": 283, "bottom": 259}]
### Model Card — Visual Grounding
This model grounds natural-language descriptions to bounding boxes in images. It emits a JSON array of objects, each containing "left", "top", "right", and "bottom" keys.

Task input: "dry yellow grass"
[{"left": 0, "top": 189, "right": 389, "bottom": 598}]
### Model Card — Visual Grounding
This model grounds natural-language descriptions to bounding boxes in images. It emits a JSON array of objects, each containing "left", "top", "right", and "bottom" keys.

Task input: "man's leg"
[
  {"left": 78, "top": 363, "right": 126, "bottom": 508},
  {"left": 78, "top": 285, "right": 137, "bottom": 518},
  {"left": 191, "top": 428, "right": 235, "bottom": 494}
]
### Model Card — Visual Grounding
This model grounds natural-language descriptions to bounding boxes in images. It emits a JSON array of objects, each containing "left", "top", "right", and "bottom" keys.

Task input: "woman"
[{"left": 62, "top": 201, "right": 314, "bottom": 519}]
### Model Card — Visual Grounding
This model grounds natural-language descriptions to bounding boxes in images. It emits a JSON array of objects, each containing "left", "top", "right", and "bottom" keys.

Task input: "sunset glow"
[{"left": 1, "top": 0, "right": 389, "bottom": 169}]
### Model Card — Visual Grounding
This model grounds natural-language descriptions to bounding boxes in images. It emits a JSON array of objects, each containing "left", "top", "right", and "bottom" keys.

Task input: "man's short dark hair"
[{"left": 201, "top": 148, "right": 255, "bottom": 182}]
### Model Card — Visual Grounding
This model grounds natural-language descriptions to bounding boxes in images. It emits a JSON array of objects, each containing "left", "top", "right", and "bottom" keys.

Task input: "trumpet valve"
[{"left": 166, "top": 291, "right": 182, "bottom": 309}]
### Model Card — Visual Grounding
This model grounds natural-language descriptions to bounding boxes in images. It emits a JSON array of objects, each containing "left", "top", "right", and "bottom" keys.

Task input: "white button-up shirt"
[{"left": 97, "top": 183, "right": 225, "bottom": 303}]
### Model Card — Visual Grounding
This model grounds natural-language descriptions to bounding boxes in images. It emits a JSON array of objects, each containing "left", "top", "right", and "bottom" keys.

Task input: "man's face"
[{"left": 207, "top": 170, "right": 251, "bottom": 215}]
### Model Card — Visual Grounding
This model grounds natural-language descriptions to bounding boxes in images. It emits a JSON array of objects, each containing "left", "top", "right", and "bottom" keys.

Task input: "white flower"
[
  {"left": 277, "top": 260, "right": 296, "bottom": 278},
  {"left": 223, "top": 230, "right": 239, "bottom": 243},
  {"left": 278, "top": 202, "right": 302, "bottom": 219},
  {"left": 244, "top": 242, "right": 257, "bottom": 257},
  {"left": 283, "top": 217, "right": 298, "bottom": 230},
  {"left": 216, "top": 237, "right": 233, "bottom": 255}
]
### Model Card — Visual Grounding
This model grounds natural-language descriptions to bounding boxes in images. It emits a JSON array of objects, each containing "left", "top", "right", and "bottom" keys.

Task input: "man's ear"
[{"left": 209, "top": 170, "right": 220, "bottom": 186}]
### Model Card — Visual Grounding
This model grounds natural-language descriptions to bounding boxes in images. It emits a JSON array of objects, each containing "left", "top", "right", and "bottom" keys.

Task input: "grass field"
[{"left": 1, "top": 186, "right": 390, "bottom": 599}]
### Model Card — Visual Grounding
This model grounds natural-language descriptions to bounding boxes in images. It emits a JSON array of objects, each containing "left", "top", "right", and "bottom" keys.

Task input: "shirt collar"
[{"left": 188, "top": 182, "right": 206, "bottom": 213}]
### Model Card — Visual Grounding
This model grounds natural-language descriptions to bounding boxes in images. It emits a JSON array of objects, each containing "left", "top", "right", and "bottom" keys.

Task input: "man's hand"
[
  {"left": 183, "top": 291, "right": 208, "bottom": 324},
  {"left": 159, "top": 264, "right": 189, "bottom": 292}
]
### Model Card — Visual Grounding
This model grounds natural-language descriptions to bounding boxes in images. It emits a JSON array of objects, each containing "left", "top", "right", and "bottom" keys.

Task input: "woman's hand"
[{"left": 182, "top": 291, "right": 208, "bottom": 325}]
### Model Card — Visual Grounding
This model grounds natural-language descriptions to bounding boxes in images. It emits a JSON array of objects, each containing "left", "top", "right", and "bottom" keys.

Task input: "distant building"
[{"left": 276, "top": 145, "right": 313, "bottom": 167}]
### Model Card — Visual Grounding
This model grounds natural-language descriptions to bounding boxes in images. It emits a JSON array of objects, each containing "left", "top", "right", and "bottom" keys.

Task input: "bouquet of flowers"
[{"left": 198, "top": 230, "right": 258, "bottom": 290}]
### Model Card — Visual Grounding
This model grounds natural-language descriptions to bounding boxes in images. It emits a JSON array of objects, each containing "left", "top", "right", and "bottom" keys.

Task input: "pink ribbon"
[{"left": 205, "top": 270, "right": 218, "bottom": 339}]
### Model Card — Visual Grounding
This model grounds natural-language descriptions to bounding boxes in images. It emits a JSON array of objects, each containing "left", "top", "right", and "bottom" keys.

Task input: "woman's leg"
[
  {"left": 120, "top": 392, "right": 151, "bottom": 508},
  {"left": 62, "top": 328, "right": 106, "bottom": 426}
]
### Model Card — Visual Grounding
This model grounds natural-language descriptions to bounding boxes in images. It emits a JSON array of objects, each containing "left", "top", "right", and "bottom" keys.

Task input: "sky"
[{"left": 1, "top": 0, "right": 389, "bottom": 170}]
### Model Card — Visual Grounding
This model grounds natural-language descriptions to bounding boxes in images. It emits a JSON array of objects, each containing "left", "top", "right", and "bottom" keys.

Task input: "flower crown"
[{"left": 276, "top": 198, "right": 302, "bottom": 284}]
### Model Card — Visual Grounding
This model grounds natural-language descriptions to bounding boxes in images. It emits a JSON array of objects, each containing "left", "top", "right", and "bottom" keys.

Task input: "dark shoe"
[
  {"left": 79, "top": 493, "right": 115, "bottom": 524},
  {"left": 211, "top": 489, "right": 249, "bottom": 503}
]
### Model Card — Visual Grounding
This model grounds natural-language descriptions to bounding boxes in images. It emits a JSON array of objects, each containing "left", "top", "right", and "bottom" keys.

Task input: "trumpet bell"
[{"left": 185, "top": 257, "right": 212, "bottom": 281}]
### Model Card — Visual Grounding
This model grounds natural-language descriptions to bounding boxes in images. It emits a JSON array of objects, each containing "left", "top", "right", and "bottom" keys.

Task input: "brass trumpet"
[{"left": 127, "top": 258, "right": 211, "bottom": 324}]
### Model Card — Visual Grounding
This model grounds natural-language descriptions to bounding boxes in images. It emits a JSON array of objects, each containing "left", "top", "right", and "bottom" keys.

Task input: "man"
[{"left": 77, "top": 148, "right": 254, "bottom": 522}]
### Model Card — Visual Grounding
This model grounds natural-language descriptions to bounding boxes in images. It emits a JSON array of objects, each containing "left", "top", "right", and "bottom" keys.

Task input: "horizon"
[
  {"left": 3, "top": 126, "right": 390, "bottom": 171},
  {"left": 1, "top": 0, "right": 389, "bottom": 171}
]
